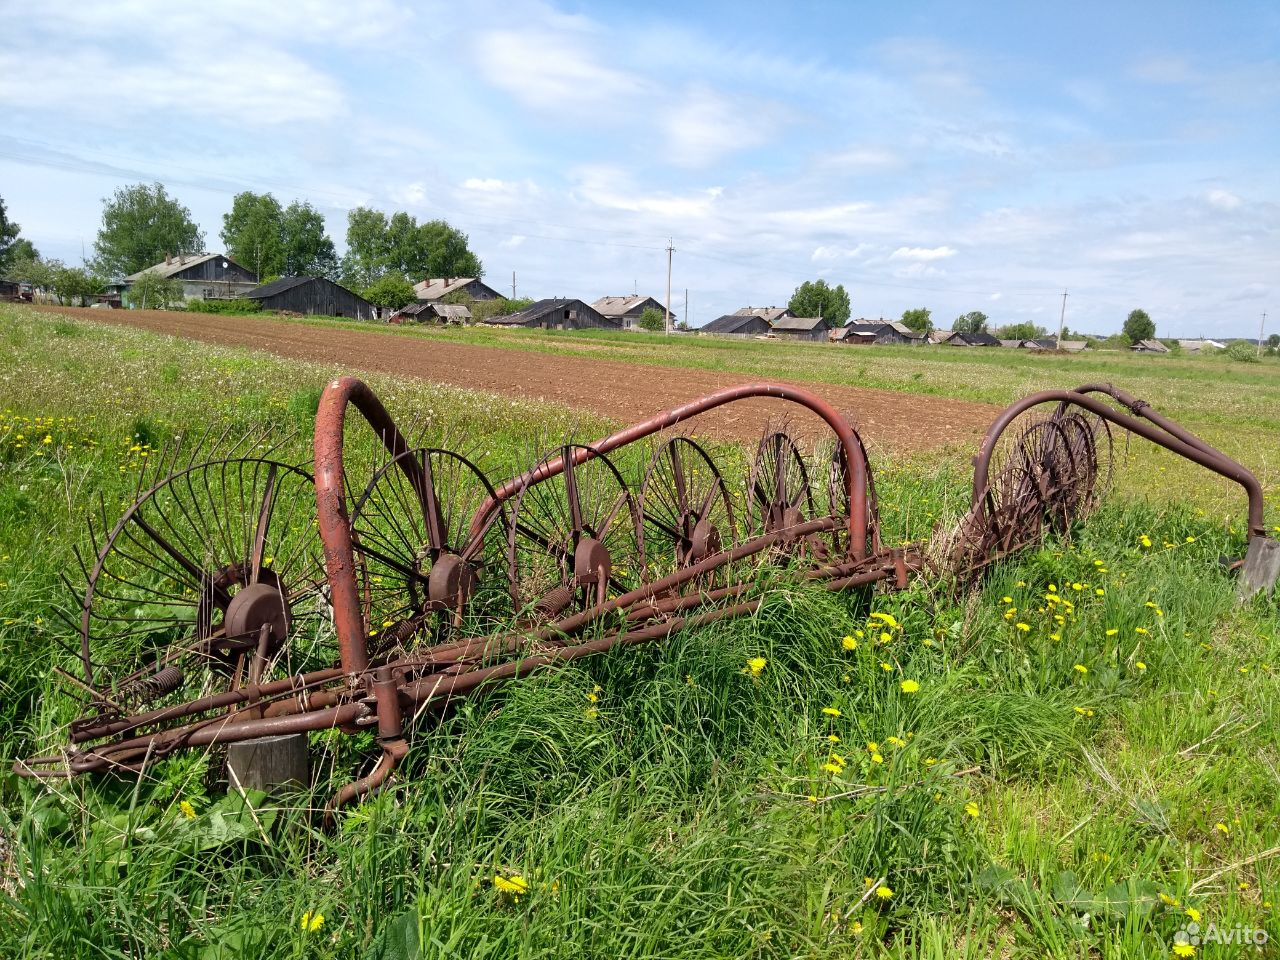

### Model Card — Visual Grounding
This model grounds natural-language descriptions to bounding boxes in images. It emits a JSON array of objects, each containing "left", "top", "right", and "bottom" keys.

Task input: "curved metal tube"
[
  {"left": 472, "top": 381, "right": 876, "bottom": 555},
  {"left": 972, "top": 388, "right": 1266, "bottom": 538}
]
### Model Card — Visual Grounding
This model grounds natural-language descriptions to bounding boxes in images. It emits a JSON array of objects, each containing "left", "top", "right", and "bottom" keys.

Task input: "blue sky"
[{"left": 1, "top": 0, "right": 1276, "bottom": 336}]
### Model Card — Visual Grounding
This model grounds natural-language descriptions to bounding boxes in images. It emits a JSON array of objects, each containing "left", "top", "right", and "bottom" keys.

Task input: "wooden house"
[
  {"left": 769, "top": 315, "right": 830, "bottom": 342},
  {"left": 591, "top": 295, "right": 674, "bottom": 329},
  {"left": 700, "top": 314, "right": 772, "bottom": 337},
  {"left": 245, "top": 276, "right": 375, "bottom": 321},
  {"left": 490, "top": 298, "right": 620, "bottom": 331},
  {"left": 413, "top": 277, "right": 505, "bottom": 302},
  {"left": 124, "top": 253, "right": 258, "bottom": 301}
]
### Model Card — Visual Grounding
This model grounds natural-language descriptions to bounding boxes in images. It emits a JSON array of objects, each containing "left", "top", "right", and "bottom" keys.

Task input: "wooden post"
[{"left": 226, "top": 733, "right": 310, "bottom": 794}]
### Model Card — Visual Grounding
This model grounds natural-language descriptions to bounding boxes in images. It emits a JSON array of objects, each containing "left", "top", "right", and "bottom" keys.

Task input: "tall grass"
[{"left": 0, "top": 307, "right": 1277, "bottom": 958}]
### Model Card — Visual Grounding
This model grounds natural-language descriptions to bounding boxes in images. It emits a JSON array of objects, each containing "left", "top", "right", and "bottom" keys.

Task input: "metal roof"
[
  {"left": 770, "top": 315, "right": 828, "bottom": 332},
  {"left": 591, "top": 295, "right": 672, "bottom": 318},
  {"left": 125, "top": 252, "right": 235, "bottom": 282},
  {"left": 245, "top": 276, "right": 315, "bottom": 298},
  {"left": 733, "top": 306, "right": 792, "bottom": 323},
  {"left": 701, "top": 314, "right": 766, "bottom": 334},
  {"left": 413, "top": 278, "right": 495, "bottom": 301}
]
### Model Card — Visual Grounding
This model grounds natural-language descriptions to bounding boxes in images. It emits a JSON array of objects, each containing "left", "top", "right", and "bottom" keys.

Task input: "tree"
[
  {"left": 280, "top": 202, "right": 338, "bottom": 278},
  {"left": 1267, "top": 333, "right": 1279, "bottom": 350},
  {"left": 221, "top": 191, "right": 284, "bottom": 279},
  {"left": 995, "top": 321, "right": 1047, "bottom": 341},
  {"left": 1226, "top": 341, "right": 1259, "bottom": 363},
  {"left": 94, "top": 183, "right": 204, "bottom": 278},
  {"left": 342, "top": 207, "right": 483, "bottom": 287},
  {"left": 51, "top": 265, "right": 105, "bottom": 306},
  {"left": 129, "top": 269, "right": 185, "bottom": 310},
  {"left": 362, "top": 273, "right": 416, "bottom": 312},
  {"left": 954, "top": 311, "right": 989, "bottom": 334},
  {"left": 1122, "top": 308, "right": 1155, "bottom": 343},
  {"left": 900, "top": 307, "right": 932, "bottom": 335},
  {"left": 341, "top": 207, "right": 391, "bottom": 290},
  {"left": 420, "top": 219, "right": 483, "bottom": 279},
  {"left": 0, "top": 196, "right": 24, "bottom": 275},
  {"left": 637, "top": 307, "right": 666, "bottom": 332},
  {"left": 787, "top": 279, "right": 851, "bottom": 326}
]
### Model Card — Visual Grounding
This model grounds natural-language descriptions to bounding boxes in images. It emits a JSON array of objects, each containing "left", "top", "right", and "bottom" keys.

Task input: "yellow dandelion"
[
  {"left": 964, "top": 801, "right": 980, "bottom": 818},
  {"left": 1185, "top": 907, "right": 1201, "bottom": 923},
  {"left": 875, "top": 885, "right": 893, "bottom": 900},
  {"left": 746, "top": 656, "right": 767, "bottom": 677},
  {"left": 869, "top": 612, "right": 899, "bottom": 629},
  {"left": 1214, "top": 822, "right": 1230, "bottom": 835},
  {"left": 900, "top": 679, "right": 920, "bottom": 694},
  {"left": 1136, "top": 661, "right": 1147, "bottom": 671},
  {"left": 842, "top": 635, "right": 858, "bottom": 651},
  {"left": 1173, "top": 943, "right": 1196, "bottom": 958},
  {"left": 1015, "top": 622, "right": 1030, "bottom": 632},
  {"left": 300, "top": 911, "right": 325, "bottom": 933},
  {"left": 494, "top": 874, "right": 530, "bottom": 896},
  {"left": 1105, "top": 628, "right": 1118, "bottom": 636},
  {"left": 179, "top": 800, "right": 196, "bottom": 820},
  {"left": 822, "top": 706, "right": 842, "bottom": 718},
  {"left": 1073, "top": 664, "right": 1088, "bottom": 675},
  {"left": 878, "top": 631, "right": 892, "bottom": 645},
  {"left": 870, "top": 752, "right": 884, "bottom": 764}
]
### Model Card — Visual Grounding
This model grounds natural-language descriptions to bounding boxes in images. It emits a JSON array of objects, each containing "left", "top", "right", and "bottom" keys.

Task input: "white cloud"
[
  {"left": 500, "top": 234, "right": 527, "bottom": 248},
  {"left": 889, "top": 246, "right": 957, "bottom": 262},
  {"left": 0, "top": 47, "right": 345, "bottom": 125},
  {"left": 1206, "top": 188, "right": 1242, "bottom": 211},
  {"left": 464, "top": 178, "right": 512, "bottom": 193},
  {"left": 662, "top": 87, "right": 778, "bottom": 167},
  {"left": 572, "top": 168, "right": 723, "bottom": 220},
  {"left": 811, "top": 244, "right": 869, "bottom": 262},
  {"left": 473, "top": 27, "right": 651, "bottom": 113}
]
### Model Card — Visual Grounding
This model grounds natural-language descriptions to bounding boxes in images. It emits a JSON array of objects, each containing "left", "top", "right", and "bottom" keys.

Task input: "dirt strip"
[{"left": 47, "top": 306, "right": 1000, "bottom": 454}]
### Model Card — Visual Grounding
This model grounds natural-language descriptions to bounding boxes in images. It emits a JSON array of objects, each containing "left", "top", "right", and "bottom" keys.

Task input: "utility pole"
[
  {"left": 511, "top": 270, "right": 517, "bottom": 300},
  {"left": 1260, "top": 311, "right": 1268, "bottom": 358},
  {"left": 665, "top": 238, "right": 675, "bottom": 335},
  {"left": 1057, "top": 289, "right": 1068, "bottom": 347},
  {"left": 684, "top": 287, "right": 688, "bottom": 331}
]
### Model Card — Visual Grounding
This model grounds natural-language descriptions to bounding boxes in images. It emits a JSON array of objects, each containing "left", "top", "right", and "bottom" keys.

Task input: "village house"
[
  {"left": 1131, "top": 338, "right": 1170, "bottom": 354},
  {"left": 489, "top": 298, "right": 619, "bottom": 331},
  {"left": 1177, "top": 338, "right": 1227, "bottom": 353},
  {"left": 124, "top": 252, "right": 258, "bottom": 301},
  {"left": 413, "top": 277, "right": 505, "bottom": 302},
  {"left": 835, "top": 319, "right": 925, "bottom": 346},
  {"left": 245, "top": 276, "right": 375, "bottom": 321},
  {"left": 734, "top": 306, "right": 794, "bottom": 324},
  {"left": 700, "top": 314, "right": 773, "bottom": 337},
  {"left": 591, "top": 295, "right": 674, "bottom": 329},
  {"left": 939, "top": 330, "right": 1001, "bottom": 347},
  {"left": 768, "top": 315, "right": 830, "bottom": 342},
  {"left": 389, "top": 302, "right": 471, "bottom": 324}
]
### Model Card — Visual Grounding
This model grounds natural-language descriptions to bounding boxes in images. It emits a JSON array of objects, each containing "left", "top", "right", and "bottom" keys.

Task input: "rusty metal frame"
[{"left": 18, "top": 377, "right": 1274, "bottom": 815}]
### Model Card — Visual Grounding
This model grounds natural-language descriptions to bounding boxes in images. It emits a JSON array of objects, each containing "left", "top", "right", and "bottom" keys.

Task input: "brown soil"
[{"left": 49, "top": 307, "right": 999, "bottom": 454}]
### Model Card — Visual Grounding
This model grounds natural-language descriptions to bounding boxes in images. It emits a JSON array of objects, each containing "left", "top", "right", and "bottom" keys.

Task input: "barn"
[
  {"left": 245, "top": 276, "right": 375, "bottom": 321},
  {"left": 769, "top": 315, "right": 830, "bottom": 342},
  {"left": 125, "top": 253, "right": 259, "bottom": 302},
  {"left": 836, "top": 320, "right": 926, "bottom": 346},
  {"left": 700, "top": 314, "right": 772, "bottom": 337},
  {"left": 489, "top": 298, "right": 620, "bottom": 331}
]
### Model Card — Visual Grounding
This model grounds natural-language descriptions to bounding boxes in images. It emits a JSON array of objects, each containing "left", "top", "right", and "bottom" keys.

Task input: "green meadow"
[{"left": 0, "top": 304, "right": 1278, "bottom": 958}]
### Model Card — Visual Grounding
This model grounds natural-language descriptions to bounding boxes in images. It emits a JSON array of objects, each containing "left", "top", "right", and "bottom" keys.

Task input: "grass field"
[{"left": 1, "top": 305, "right": 1279, "bottom": 958}]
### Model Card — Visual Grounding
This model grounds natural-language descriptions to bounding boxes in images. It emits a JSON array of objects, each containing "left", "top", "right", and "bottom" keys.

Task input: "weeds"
[{"left": 0, "top": 306, "right": 1277, "bottom": 958}]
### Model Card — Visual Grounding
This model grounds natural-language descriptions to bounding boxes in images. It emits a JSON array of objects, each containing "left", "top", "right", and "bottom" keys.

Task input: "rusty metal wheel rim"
[{"left": 639, "top": 436, "right": 737, "bottom": 579}]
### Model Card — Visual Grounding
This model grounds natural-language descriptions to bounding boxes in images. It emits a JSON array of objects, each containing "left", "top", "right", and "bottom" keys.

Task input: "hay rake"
[{"left": 17, "top": 378, "right": 1276, "bottom": 813}]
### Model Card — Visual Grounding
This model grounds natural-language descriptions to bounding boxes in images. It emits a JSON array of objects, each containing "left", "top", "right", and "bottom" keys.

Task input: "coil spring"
[
  {"left": 534, "top": 584, "right": 575, "bottom": 619},
  {"left": 121, "top": 664, "right": 185, "bottom": 703}
]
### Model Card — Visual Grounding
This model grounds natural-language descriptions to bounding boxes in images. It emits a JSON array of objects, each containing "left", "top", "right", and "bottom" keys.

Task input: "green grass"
[{"left": 1, "top": 306, "right": 1278, "bottom": 958}]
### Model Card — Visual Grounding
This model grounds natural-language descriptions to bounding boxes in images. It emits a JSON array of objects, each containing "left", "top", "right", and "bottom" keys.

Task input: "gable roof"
[
  {"left": 734, "top": 306, "right": 793, "bottom": 323},
  {"left": 413, "top": 277, "right": 501, "bottom": 301},
  {"left": 245, "top": 276, "right": 315, "bottom": 298},
  {"left": 771, "top": 315, "right": 828, "bottom": 332},
  {"left": 1132, "top": 338, "right": 1169, "bottom": 352},
  {"left": 493, "top": 298, "right": 617, "bottom": 327},
  {"left": 125, "top": 252, "right": 239, "bottom": 281},
  {"left": 701, "top": 314, "right": 767, "bottom": 334},
  {"left": 947, "top": 330, "right": 1001, "bottom": 346},
  {"left": 592, "top": 295, "right": 672, "bottom": 319}
]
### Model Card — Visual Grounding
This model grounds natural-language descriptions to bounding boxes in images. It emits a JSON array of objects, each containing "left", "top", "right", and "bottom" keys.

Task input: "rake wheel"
[
  {"left": 350, "top": 448, "right": 507, "bottom": 649},
  {"left": 639, "top": 437, "right": 736, "bottom": 577},
  {"left": 508, "top": 445, "right": 644, "bottom": 621},
  {"left": 746, "top": 430, "right": 815, "bottom": 546},
  {"left": 78, "top": 458, "right": 326, "bottom": 712}
]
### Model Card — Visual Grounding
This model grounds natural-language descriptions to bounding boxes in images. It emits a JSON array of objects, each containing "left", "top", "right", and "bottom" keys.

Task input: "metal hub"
[
  {"left": 426, "top": 553, "right": 478, "bottom": 609},
  {"left": 224, "top": 581, "right": 289, "bottom": 644},
  {"left": 573, "top": 536, "right": 612, "bottom": 585}
]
